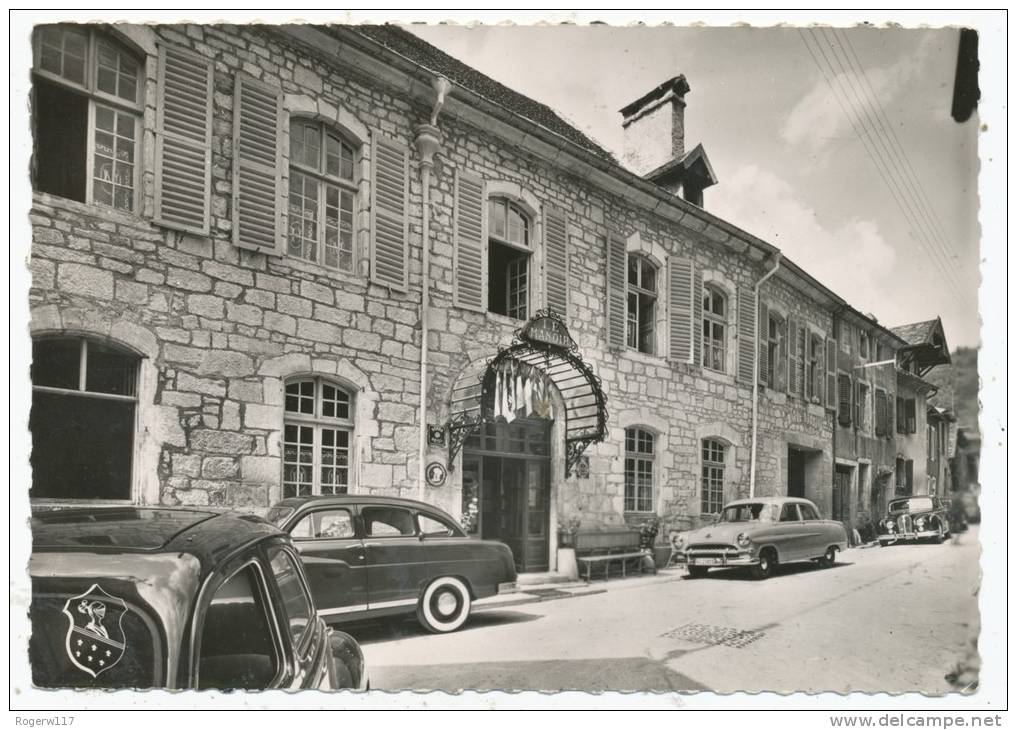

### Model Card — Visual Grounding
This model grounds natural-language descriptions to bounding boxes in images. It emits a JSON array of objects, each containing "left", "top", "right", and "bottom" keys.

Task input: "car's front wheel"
[
  {"left": 417, "top": 576, "right": 472, "bottom": 634},
  {"left": 750, "top": 550, "right": 775, "bottom": 580}
]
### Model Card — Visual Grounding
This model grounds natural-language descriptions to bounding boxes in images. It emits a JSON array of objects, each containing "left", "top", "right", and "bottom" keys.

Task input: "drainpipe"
[
  {"left": 749, "top": 253, "right": 782, "bottom": 498},
  {"left": 415, "top": 76, "right": 451, "bottom": 501}
]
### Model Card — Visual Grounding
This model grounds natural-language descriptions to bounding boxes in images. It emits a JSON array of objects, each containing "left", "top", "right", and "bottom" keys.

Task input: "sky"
[{"left": 410, "top": 23, "right": 982, "bottom": 349}]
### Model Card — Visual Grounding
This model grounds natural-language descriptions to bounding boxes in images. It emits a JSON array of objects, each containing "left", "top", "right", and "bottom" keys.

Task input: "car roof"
[
  {"left": 32, "top": 507, "right": 285, "bottom": 566},
  {"left": 723, "top": 496, "right": 818, "bottom": 507},
  {"left": 274, "top": 494, "right": 456, "bottom": 516}
]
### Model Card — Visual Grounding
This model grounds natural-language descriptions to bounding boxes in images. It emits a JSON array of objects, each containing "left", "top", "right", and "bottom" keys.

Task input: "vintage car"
[
  {"left": 266, "top": 495, "right": 517, "bottom": 633},
  {"left": 29, "top": 507, "right": 368, "bottom": 691},
  {"left": 670, "top": 497, "right": 849, "bottom": 580},
  {"left": 877, "top": 495, "right": 952, "bottom": 545}
]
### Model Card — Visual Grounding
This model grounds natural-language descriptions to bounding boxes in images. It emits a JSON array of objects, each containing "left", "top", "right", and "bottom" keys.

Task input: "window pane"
[
  {"left": 85, "top": 341, "right": 137, "bottom": 396},
  {"left": 32, "top": 338, "right": 81, "bottom": 390},
  {"left": 325, "top": 134, "right": 341, "bottom": 177},
  {"left": 283, "top": 423, "right": 314, "bottom": 498},
  {"left": 319, "top": 427, "right": 349, "bottom": 495},
  {"left": 418, "top": 513, "right": 456, "bottom": 537},
  {"left": 198, "top": 566, "right": 278, "bottom": 690},
  {"left": 34, "top": 80, "right": 89, "bottom": 203},
  {"left": 30, "top": 391, "right": 134, "bottom": 500},
  {"left": 361, "top": 506, "right": 415, "bottom": 537},
  {"left": 267, "top": 548, "right": 312, "bottom": 648},
  {"left": 287, "top": 170, "right": 318, "bottom": 262},
  {"left": 285, "top": 380, "right": 314, "bottom": 415},
  {"left": 488, "top": 199, "right": 506, "bottom": 239}
]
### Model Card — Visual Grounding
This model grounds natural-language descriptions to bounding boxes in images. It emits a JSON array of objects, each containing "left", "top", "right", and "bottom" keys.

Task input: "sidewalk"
[{"left": 473, "top": 566, "right": 687, "bottom": 612}]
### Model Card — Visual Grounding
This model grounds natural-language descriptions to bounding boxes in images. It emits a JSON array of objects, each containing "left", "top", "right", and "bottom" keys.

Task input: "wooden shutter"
[
  {"left": 798, "top": 324, "right": 808, "bottom": 398},
  {"left": 825, "top": 337, "right": 837, "bottom": 411},
  {"left": 692, "top": 268, "right": 704, "bottom": 366},
  {"left": 605, "top": 233, "right": 627, "bottom": 349},
  {"left": 232, "top": 74, "right": 282, "bottom": 253},
  {"left": 837, "top": 373, "right": 852, "bottom": 426},
  {"left": 736, "top": 285, "right": 755, "bottom": 382},
  {"left": 776, "top": 317, "right": 787, "bottom": 393},
  {"left": 370, "top": 133, "right": 410, "bottom": 290},
  {"left": 758, "top": 301, "right": 770, "bottom": 386},
  {"left": 453, "top": 170, "right": 486, "bottom": 311},
  {"left": 155, "top": 44, "right": 213, "bottom": 235},
  {"left": 896, "top": 396, "right": 905, "bottom": 434},
  {"left": 854, "top": 381, "right": 862, "bottom": 430},
  {"left": 668, "top": 257, "right": 694, "bottom": 362},
  {"left": 544, "top": 206, "right": 569, "bottom": 319},
  {"left": 885, "top": 397, "right": 894, "bottom": 439},
  {"left": 905, "top": 460, "right": 914, "bottom": 492},
  {"left": 874, "top": 391, "right": 886, "bottom": 437}
]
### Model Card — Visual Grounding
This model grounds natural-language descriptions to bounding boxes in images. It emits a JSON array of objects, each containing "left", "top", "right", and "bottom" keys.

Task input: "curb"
[{"left": 472, "top": 570, "right": 686, "bottom": 612}]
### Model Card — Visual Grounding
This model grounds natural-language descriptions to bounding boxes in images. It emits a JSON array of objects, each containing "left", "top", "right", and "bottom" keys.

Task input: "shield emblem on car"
[{"left": 62, "top": 584, "right": 129, "bottom": 677}]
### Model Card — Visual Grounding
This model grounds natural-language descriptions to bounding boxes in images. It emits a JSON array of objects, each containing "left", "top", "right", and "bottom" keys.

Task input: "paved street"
[{"left": 346, "top": 528, "right": 981, "bottom": 694}]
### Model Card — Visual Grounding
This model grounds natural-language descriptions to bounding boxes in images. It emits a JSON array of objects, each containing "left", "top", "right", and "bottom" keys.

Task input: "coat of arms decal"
[{"left": 62, "top": 584, "right": 129, "bottom": 677}]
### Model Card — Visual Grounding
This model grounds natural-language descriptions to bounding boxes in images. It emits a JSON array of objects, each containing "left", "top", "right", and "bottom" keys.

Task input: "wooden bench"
[{"left": 574, "top": 528, "right": 657, "bottom": 582}]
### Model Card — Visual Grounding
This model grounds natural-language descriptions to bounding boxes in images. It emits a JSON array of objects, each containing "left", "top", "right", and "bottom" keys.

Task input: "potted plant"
[{"left": 557, "top": 514, "right": 582, "bottom": 547}]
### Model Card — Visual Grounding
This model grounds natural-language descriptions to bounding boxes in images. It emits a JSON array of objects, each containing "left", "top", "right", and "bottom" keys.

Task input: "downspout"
[
  {"left": 749, "top": 253, "right": 782, "bottom": 498},
  {"left": 415, "top": 76, "right": 451, "bottom": 501}
]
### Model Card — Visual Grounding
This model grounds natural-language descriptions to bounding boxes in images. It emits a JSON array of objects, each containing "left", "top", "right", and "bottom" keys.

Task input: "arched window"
[
  {"left": 283, "top": 377, "right": 355, "bottom": 497},
  {"left": 626, "top": 255, "right": 657, "bottom": 354},
  {"left": 700, "top": 439, "right": 726, "bottom": 515},
  {"left": 30, "top": 337, "right": 139, "bottom": 500},
  {"left": 32, "top": 26, "right": 143, "bottom": 211},
  {"left": 487, "top": 197, "right": 531, "bottom": 320},
  {"left": 624, "top": 428, "right": 655, "bottom": 513},
  {"left": 702, "top": 284, "right": 727, "bottom": 372},
  {"left": 287, "top": 119, "right": 357, "bottom": 272}
]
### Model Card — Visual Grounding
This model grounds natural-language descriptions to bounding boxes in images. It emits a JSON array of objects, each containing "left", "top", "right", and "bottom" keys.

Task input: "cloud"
[
  {"left": 712, "top": 164, "right": 898, "bottom": 320},
  {"left": 781, "top": 31, "right": 936, "bottom": 151}
]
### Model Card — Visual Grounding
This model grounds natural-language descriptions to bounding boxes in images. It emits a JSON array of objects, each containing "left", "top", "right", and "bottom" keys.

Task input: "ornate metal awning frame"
[{"left": 446, "top": 309, "right": 609, "bottom": 478}]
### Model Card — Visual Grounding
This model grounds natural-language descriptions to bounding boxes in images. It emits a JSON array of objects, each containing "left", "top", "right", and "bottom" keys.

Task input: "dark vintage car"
[
  {"left": 266, "top": 496, "right": 517, "bottom": 633},
  {"left": 877, "top": 495, "right": 952, "bottom": 545},
  {"left": 670, "top": 497, "right": 849, "bottom": 580},
  {"left": 29, "top": 507, "right": 368, "bottom": 691}
]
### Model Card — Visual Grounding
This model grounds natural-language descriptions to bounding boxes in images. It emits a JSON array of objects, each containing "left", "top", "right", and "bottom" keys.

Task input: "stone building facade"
[{"left": 26, "top": 23, "right": 945, "bottom": 571}]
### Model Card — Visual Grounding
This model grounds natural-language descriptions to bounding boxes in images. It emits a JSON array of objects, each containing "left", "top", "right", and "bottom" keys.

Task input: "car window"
[
  {"left": 197, "top": 564, "right": 279, "bottom": 690},
  {"left": 29, "top": 592, "right": 160, "bottom": 689},
  {"left": 798, "top": 504, "right": 819, "bottom": 520},
  {"left": 361, "top": 506, "right": 415, "bottom": 537},
  {"left": 267, "top": 547, "right": 313, "bottom": 649},
  {"left": 291, "top": 508, "right": 355, "bottom": 540},
  {"left": 779, "top": 504, "right": 801, "bottom": 522},
  {"left": 417, "top": 512, "right": 458, "bottom": 537}
]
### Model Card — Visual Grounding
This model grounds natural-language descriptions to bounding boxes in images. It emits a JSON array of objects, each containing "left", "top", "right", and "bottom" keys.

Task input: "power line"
[{"left": 799, "top": 28, "right": 967, "bottom": 307}]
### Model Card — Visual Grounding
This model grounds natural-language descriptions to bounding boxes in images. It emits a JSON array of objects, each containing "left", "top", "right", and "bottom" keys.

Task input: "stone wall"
[{"left": 28, "top": 23, "right": 835, "bottom": 530}]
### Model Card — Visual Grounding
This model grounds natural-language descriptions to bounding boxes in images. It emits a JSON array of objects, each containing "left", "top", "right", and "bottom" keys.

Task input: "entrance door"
[
  {"left": 464, "top": 420, "right": 551, "bottom": 573},
  {"left": 788, "top": 447, "right": 806, "bottom": 498},
  {"left": 833, "top": 465, "right": 853, "bottom": 524}
]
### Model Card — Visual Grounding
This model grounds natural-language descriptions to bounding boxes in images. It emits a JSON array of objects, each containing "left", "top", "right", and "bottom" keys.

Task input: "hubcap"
[{"left": 436, "top": 591, "right": 458, "bottom": 616}]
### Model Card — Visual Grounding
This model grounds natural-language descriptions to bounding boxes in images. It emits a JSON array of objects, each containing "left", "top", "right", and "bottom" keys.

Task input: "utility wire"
[
  {"left": 799, "top": 28, "right": 967, "bottom": 308},
  {"left": 817, "top": 27, "right": 965, "bottom": 300}
]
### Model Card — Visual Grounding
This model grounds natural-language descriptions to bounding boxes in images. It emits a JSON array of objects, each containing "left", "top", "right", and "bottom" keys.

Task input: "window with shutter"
[
  {"left": 702, "top": 284, "right": 727, "bottom": 372},
  {"left": 786, "top": 315, "right": 796, "bottom": 395},
  {"left": 544, "top": 206, "right": 569, "bottom": 320},
  {"left": 605, "top": 233, "right": 627, "bottom": 349},
  {"left": 487, "top": 197, "right": 531, "bottom": 319},
  {"left": 370, "top": 133, "right": 409, "bottom": 290},
  {"left": 896, "top": 396, "right": 905, "bottom": 434},
  {"left": 737, "top": 286, "right": 755, "bottom": 382},
  {"left": 885, "top": 397, "right": 894, "bottom": 440},
  {"left": 233, "top": 74, "right": 282, "bottom": 254},
  {"left": 874, "top": 390, "right": 887, "bottom": 437},
  {"left": 453, "top": 170, "right": 486, "bottom": 311},
  {"left": 757, "top": 301, "right": 769, "bottom": 386},
  {"left": 825, "top": 337, "right": 837, "bottom": 411},
  {"left": 906, "top": 399, "right": 917, "bottom": 434},
  {"left": 837, "top": 373, "right": 852, "bottom": 426},
  {"left": 627, "top": 255, "right": 657, "bottom": 354},
  {"left": 667, "top": 257, "right": 693, "bottom": 361},
  {"left": 155, "top": 44, "right": 213, "bottom": 235},
  {"left": 691, "top": 268, "right": 704, "bottom": 366}
]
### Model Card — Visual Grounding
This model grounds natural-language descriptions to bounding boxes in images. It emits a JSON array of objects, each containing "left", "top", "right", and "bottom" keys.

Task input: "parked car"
[
  {"left": 29, "top": 507, "right": 367, "bottom": 691},
  {"left": 877, "top": 495, "right": 951, "bottom": 545},
  {"left": 266, "top": 496, "right": 517, "bottom": 633},
  {"left": 670, "top": 497, "right": 849, "bottom": 580}
]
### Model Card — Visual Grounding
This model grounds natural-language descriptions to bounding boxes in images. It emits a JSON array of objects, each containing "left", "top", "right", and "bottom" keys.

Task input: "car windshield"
[
  {"left": 718, "top": 503, "right": 777, "bottom": 523},
  {"left": 889, "top": 497, "right": 935, "bottom": 513},
  {"left": 264, "top": 506, "right": 294, "bottom": 526}
]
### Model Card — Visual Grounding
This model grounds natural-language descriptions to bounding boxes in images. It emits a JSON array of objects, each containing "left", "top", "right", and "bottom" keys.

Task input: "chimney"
[{"left": 620, "top": 75, "right": 691, "bottom": 178}]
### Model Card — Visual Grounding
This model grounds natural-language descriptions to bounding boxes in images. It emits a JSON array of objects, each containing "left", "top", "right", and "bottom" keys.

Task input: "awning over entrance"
[{"left": 446, "top": 309, "right": 609, "bottom": 478}]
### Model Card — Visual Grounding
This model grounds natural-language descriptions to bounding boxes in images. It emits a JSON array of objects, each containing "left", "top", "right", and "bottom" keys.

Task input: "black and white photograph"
[{"left": 9, "top": 9, "right": 1005, "bottom": 718}]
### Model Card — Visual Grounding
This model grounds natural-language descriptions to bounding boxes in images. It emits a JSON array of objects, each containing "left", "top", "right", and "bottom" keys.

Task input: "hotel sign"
[{"left": 519, "top": 312, "right": 576, "bottom": 352}]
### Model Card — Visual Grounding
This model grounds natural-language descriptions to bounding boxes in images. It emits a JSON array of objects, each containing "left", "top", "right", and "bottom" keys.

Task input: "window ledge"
[
  {"left": 270, "top": 253, "right": 365, "bottom": 289},
  {"left": 620, "top": 348, "right": 668, "bottom": 368},
  {"left": 32, "top": 190, "right": 146, "bottom": 228},
  {"left": 699, "top": 367, "right": 736, "bottom": 385},
  {"left": 484, "top": 311, "right": 528, "bottom": 329}
]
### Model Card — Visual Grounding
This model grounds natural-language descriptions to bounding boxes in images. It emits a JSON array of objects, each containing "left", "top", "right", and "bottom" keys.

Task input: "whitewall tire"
[{"left": 417, "top": 576, "right": 472, "bottom": 633}]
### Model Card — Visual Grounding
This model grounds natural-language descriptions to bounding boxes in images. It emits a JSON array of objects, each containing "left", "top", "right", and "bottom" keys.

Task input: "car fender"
[{"left": 328, "top": 628, "right": 367, "bottom": 690}]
